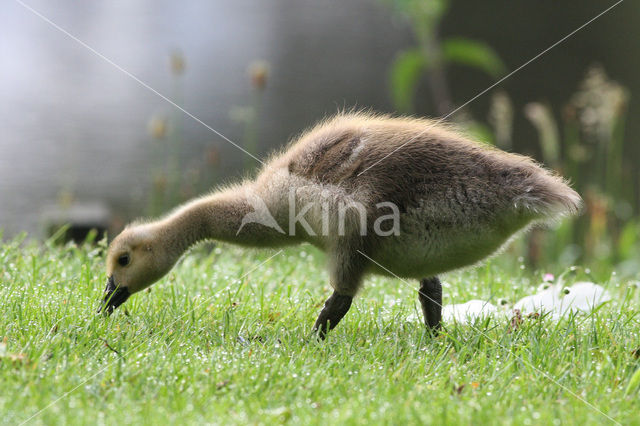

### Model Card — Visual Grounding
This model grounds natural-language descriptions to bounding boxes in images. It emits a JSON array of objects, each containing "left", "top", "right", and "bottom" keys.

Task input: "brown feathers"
[{"left": 104, "top": 112, "right": 581, "bottom": 306}]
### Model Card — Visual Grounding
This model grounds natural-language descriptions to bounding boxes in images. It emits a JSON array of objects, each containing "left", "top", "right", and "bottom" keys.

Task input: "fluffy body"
[{"left": 104, "top": 112, "right": 581, "bottom": 333}]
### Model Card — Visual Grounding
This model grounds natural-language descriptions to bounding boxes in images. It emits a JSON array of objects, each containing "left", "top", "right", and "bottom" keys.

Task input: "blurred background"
[{"left": 1, "top": 0, "right": 638, "bottom": 273}]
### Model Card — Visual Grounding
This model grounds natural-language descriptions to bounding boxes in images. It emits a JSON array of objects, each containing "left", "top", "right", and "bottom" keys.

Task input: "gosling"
[{"left": 100, "top": 112, "right": 581, "bottom": 337}]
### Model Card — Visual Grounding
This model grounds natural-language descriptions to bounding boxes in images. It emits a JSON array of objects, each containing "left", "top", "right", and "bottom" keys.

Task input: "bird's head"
[{"left": 99, "top": 224, "right": 175, "bottom": 314}]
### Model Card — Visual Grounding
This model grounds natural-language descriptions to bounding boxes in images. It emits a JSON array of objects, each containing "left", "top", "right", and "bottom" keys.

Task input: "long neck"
[{"left": 155, "top": 186, "right": 288, "bottom": 259}]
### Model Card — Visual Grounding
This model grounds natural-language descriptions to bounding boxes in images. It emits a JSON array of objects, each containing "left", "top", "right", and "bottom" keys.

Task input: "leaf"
[
  {"left": 625, "top": 367, "right": 640, "bottom": 395},
  {"left": 389, "top": 48, "right": 429, "bottom": 113},
  {"left": 442, "top": 38, "right": 506, "bottom": 78}
]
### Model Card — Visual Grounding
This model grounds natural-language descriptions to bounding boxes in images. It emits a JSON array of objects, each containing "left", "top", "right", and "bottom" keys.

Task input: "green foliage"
[
  {"left": 442, "top": 37, "right": 506, "bottom": 78},
  {"left": 618, "top": 219, "right": 640, "bottom": 260},
  {"left": 1, "top": 238, "right": 639, "bottom": 424},
  {"left": 390, "top": 49, "right": 429, "bottom": 113},
  {"left": 385, "top": 0, "right": 506, "bottom": 113},
  {"left": 523, "top": 66, "right": 633, "bottom": 268},
  {"left": 389, "top": 39, "right": 506, "bottom": 114},
  {"left": 626, "top": 367, "right": 640, "bottom": 396}
]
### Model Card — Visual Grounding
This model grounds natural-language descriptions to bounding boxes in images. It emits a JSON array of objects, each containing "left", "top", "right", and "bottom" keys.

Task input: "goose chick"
[{"left": 100, "top": 112, "right": 582, "bottom": 336}]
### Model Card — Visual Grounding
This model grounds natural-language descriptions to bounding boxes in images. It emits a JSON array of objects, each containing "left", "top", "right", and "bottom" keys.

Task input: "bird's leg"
[
  {"left": 419, "top": 276, "right": 442, "bottom": 332},
  {"left": 313, "top": 243, "right": 366, "bottom": 339},
  {"left": 313, "top": 291, "right": 353, "bottom": 339}
]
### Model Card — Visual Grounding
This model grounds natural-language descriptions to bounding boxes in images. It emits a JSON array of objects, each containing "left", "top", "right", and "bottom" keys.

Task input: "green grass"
[{"left": 1, "top": 235, "right": 639, "bottom": 425}]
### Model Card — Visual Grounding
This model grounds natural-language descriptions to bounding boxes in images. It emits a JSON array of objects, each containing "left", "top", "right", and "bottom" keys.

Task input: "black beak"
[{"left": 98, "top": 276, "right": 130, "bottom": 315}]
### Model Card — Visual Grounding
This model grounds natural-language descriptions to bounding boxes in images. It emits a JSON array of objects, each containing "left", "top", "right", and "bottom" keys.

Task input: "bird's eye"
[{"left": 118, "top": 254, "right": 130, "bottom": 267}]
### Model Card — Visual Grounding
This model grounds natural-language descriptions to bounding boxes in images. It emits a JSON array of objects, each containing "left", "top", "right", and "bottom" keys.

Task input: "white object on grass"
[
  {"left": 442, "top": 300, "right": 499, "bottom": 323},
  {"left": 438, "top": 281, "right": 611, "bottom": 324},
  {"left": 514, "top": 281, "right": 611, "bottom": 320}
]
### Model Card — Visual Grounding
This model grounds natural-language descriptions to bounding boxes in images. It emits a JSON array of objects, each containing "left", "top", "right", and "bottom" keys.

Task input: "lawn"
[{"left": 1, "top": 235, "right": 639, "bottom": 425}]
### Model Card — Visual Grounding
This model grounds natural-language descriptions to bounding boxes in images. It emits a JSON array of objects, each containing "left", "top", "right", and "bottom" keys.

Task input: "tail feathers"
[{"left": 515, "top": 175, "right": 583, "bottom": 220}]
